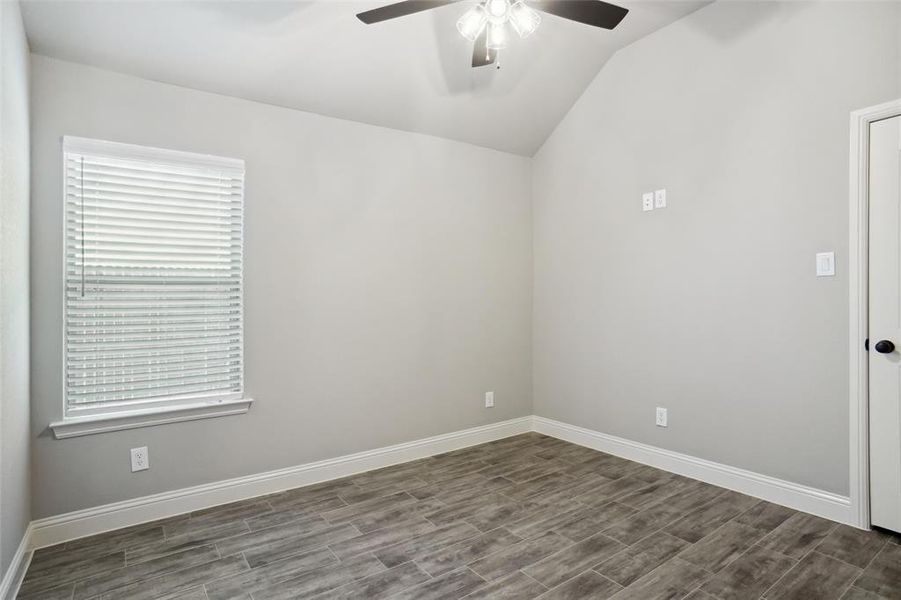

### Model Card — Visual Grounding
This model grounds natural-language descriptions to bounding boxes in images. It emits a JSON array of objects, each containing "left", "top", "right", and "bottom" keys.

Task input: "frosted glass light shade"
[
  {"left": 456, "top": 5, "right": 488, "bottom": 41},
  {"left": 486, "top": 22, "right": 508, "bottom": 49},
  {"left": 510, "top": 1, "right": 541, "bottom": 37}
]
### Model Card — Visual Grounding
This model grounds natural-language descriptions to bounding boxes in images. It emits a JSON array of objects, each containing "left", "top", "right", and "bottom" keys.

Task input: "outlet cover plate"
[
  {"left": 642, "top": 193, "right": 655, "bottom": 212},
  {"left": 485, "top": 391, "right": 495, "bottom": 408},
  {"left": 130, "top": 446, "right": 149, "bottom": 472}
]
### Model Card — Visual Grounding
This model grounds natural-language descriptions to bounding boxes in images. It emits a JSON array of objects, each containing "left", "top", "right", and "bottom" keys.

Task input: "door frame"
[{"left": 849, "top": 98, "right": 901, "bottom": 530}]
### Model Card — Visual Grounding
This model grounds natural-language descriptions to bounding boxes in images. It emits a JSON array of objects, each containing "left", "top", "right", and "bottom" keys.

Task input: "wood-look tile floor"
[{"left": 18, "top": 433, "right": 901, "bottom": 600}]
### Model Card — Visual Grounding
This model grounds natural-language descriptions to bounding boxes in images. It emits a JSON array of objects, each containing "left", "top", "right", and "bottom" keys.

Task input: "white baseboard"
[
  {"left": 29, "top": 416, "right": 533, "bottom": 550},
  {"left": 533, "top": 416, "right": 854, "bottom": 526},
  {"left": 0, "top": 525, "right": 33, "bottom": 600},
  {"left": 26, "top": 413, "right": 857, "bottom": 553}
]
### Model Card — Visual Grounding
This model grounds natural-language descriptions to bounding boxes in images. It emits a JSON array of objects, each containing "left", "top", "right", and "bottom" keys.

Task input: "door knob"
[{"left": 875, "top": 340, "right": 896, "bottom": 354}]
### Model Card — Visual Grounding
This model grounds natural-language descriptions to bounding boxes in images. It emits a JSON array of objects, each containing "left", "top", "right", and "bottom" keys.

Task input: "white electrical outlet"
[
  {"left": 655, "top": 407, "right": 668, "bottom": 428},
  {"left": 130, "top": 446, "right": 149, "bottom": 472},
  {"left": 654, "top": 189, "right": 667, "bottom": 208},
  {"left": 642, "top": 192, "right": 655, "bottom": 212},
  {"left": 485, "top": 391, "right": 495, "bottom": 408}
]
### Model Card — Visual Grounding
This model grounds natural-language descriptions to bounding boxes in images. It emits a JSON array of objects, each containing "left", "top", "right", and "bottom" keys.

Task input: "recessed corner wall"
[
  {"left": 28, "top": 55, "right": 533, "bottom": 519},
  {"left": 1, "top": 0, "right": 32, "bottom": 581},
  {"left": 532, "top": 0, "right": 901, "bottom": 496}
]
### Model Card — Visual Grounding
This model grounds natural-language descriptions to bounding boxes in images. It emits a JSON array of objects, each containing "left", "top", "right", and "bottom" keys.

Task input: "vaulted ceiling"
[{"left": 21, "top": 0, "right": 708, "bottom": 155}]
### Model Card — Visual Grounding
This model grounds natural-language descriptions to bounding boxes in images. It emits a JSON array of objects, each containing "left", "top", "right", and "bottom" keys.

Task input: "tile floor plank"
[
  {"left": 468, "top": 530, "right": 572, "bottom": 582},
  {"left": 326, "top": 517, "right": 436, "bottom": 561},
  {"left": 389, "top": 567, "right": 486, "bottom": 600},
  {"left": 309, "top": 561, "right": 430, "bottom": 599},
  {"left": 415, "top": 527, "right": 524, "bottom": 577},
  {"left": 815, "top": 525, "right": 890, "bottom": 569},
  {"left": 18, "top": 551, "right": 126, "bottom": 597},
  {"left": 601, "top": 502, "right": 685, "bottom": 546},
  {"left": 606, "top": 557, "right": 711, "bottom": 600},
  {"left": 595, "top": 531, "right": 689, "bottom": 587},
  {"left": 853, "top": 543, "right": 901, "bottom": 598},
  {"left": 523, "top": 533, "right": 626, "bottom": 588},
  {"left": 98, "top": 554, "right": 251, "bottom": 600},
  {"left": 677, "top": 521, "right": 765, "bottom": 574},
  {"left": 536, "top": 570, "right": 622, "bottom": 600},
  {"left": 664, "top": 492, "right": 759, "bottom": 544},
  {"left": 756, "top": 512, "right": 837, "bottom": 560},
  {"left": 764, "top": 551, "right": 860, "bottom": 600},
  {"left": 203, "top": 546, "right": 337, "bottom": 600},
  {"left": 733, "top": 501, "right": 796, "bottom": 534},
  {"left": 462, "top": 571, "right": 547, "bottom": 599},
  {"left": 72, "top": 545, "right": 219, "bottom": 600},
  {"left": 698, "top": 544, "right": 795, "bottom": 600},
  {"left": 554, "top": 502, "right": 638, "bottom": 543},
  {"left": 246, "top": 553, "right": 385, "bottom": 600},
  {"left": 373, "top": 521, "right": 481, "bottom": 568}
]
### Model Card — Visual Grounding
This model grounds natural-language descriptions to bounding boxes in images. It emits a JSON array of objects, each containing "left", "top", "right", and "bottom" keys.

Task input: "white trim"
[
  {"left": 848, "top": 98, "right": 901, "bottom": 530},
  {"left": 0, "top": 525, "right": 33, "bottom": 600},
  {"left": 61, "top": 136, "right": 244, "bottom": 173},
  {"left": 26, "top": 414, "right": 866, "bottom": 552},
  {"left": 533, "top": 416, "right": 854, "bottom": 526},
  {"left": 49, "top": 397, "right": 254, "bottom": 439},
  {"left": 29, "top": 416, "right": 533, "bottom": 549}
]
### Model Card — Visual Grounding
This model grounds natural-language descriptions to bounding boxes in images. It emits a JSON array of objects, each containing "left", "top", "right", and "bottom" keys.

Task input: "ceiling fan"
[{"left": 356, "top": 0, "right": 629, "bottom": 68}]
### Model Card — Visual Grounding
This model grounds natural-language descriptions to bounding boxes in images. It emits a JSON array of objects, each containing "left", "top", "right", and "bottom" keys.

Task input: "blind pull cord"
[{"left": 80, "top": 156, "right": 86, "bottom": 297}]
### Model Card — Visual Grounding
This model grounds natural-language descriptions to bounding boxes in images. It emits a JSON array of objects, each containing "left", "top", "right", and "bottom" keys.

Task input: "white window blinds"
[{"left": 63, "top": 137, "right": 245, "bottom": 418}]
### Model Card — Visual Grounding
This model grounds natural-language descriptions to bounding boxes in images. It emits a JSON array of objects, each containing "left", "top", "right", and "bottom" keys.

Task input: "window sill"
[{"left": 49, "top": 398, "right": 254, "bottom": 439}]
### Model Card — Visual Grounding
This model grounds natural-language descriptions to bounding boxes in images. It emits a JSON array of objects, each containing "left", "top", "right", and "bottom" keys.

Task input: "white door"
[{"left": 869, "top": 114, "right": 901, "bottom": 533}]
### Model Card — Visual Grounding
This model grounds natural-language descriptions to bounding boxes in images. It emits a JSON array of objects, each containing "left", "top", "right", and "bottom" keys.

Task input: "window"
[{"left": 52, "top": 137, "right": 251, "bottom": 438}]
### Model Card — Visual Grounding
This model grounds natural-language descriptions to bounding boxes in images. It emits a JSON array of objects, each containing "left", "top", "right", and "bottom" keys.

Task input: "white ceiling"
[{"left": 21, "top": 0, "right": 707, "bottom": 155}]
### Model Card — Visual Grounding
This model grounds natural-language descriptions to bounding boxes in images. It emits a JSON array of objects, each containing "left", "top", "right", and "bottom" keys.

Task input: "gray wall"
[
  {"left": 532, "top": 0, "right": 901, "bottom": 496},
  {"left": 30, "top": 55, "right": 532, "bottom": 519},
  {"left": 1, "top": 0, "right": 31, "bottom": 577}
]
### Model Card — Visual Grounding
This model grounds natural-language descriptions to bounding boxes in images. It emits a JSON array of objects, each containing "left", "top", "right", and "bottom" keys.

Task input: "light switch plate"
[
  {"left": 642, "top": 193, "right": 655, "bottom": 212},
  {"left": 654, "top": 189, "right": 667, "bottom": 208},
  {"left": 816, "top": 252, "right": 835, "bottom": 277},
  {"left": 655, "top": 407, "right": 668, "bottom": 427}
]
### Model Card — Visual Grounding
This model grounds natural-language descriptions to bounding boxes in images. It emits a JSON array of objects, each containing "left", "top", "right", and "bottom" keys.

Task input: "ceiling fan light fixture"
[
  {"left": 486, "top": 21, "right": 508, "bottom": 50},
  {"left": 485, "top": 0, "right": 510, "bottom": 21},
  {"left": 509, "top": 1, "right": 541, "bottom": 38},
  {"left": 456, "top": 4, "right": 488, "bottom": 41}
]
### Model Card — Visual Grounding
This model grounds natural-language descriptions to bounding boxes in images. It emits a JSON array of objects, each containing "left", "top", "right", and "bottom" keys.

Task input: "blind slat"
[
  {"left": 68, "top": 365, "right": 242, "bottom": 388},
  {"left": 68, "top": 345, "right": 242, "bottom": 363},
  {"left": 69, "top": 381, "right": 240, "bottom": 405},
  {"left": 68, "top": 354, "right": 240, "bottom": 374},
  {"left": 68, "top": 154, "right": 242, "bottom": 182}
]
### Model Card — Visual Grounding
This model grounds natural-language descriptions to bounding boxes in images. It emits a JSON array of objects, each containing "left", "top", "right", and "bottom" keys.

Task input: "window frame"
[{"left": 51, "top": 136, "right": 252, "bottom": 439}]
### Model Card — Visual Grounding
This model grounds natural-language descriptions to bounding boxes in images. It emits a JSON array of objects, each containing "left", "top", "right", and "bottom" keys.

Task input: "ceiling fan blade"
[
  {"left": 530, "top": 0, "right": 628, "bottom": 30},
  {"left": 356, "top": 0, "right": 465, "bottom": 24},
  {"left": 471, "top": 28, "right": 497, "bottom": 68}
]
